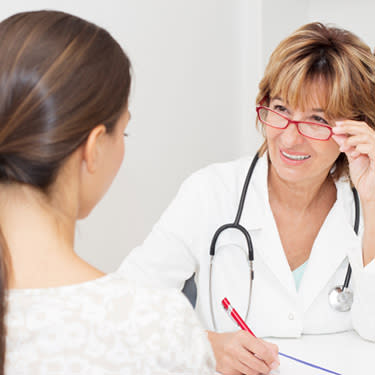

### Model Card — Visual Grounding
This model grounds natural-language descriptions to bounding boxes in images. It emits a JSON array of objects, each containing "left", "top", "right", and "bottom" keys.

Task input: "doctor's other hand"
[
  {"left": 333, "top": 120, "right": 375, "bottom": 203},
  {"left": 207, "top": 330, "right": 280, "bottom": 375}
]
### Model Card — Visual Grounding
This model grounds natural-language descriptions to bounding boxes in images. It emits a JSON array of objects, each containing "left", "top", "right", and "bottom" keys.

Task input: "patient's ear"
[{"left": 81, "top": 124, "right": 107, "bottom": 174}]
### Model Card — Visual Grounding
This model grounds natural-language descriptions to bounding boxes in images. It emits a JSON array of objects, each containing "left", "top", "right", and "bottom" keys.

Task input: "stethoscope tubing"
[
  {"left": 208, "top": 153, "right": 258, "bottom": 331},
  {"left": 342, "top": 187, "right": 359, "bottom": 290}
]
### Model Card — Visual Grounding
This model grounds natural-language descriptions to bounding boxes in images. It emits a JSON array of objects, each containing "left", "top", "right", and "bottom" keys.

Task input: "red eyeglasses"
[{"left": 256, "top": 106, "right": 333, "bottom": 141}]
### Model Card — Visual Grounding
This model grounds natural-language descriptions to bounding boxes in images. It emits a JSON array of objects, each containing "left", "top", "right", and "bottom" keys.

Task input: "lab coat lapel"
[
  {"left": 240, "top": 154, "right": 297, "bottom": 297},
  {"left": 298, "top": 181, "right": 360, "bottom": 312}
]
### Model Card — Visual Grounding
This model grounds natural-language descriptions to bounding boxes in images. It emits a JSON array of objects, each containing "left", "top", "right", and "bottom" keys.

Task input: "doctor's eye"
[
  {"left": 311, "top": 115, "right": 329, "bottom": 125},
  {"left": 273, "top": 104, "right": 288, "bottom": 114}
]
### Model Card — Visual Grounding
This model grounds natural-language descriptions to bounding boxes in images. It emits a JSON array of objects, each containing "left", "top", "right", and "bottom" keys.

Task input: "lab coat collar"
[{"left": 240, "top": 153, "right": 361, "bottom": 306}]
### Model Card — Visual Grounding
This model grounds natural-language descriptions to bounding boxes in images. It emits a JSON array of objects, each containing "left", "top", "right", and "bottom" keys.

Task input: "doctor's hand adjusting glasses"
[{"left": 333, "top": 121, "right": 375, "bottom": 266}]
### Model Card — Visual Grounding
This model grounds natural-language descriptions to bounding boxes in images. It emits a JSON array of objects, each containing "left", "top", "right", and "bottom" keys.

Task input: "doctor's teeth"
[{"left": 282, "top": 151, "right": 310, "bottom": 160}]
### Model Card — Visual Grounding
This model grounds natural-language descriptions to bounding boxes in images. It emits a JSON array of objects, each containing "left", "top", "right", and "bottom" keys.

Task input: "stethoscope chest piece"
[{"left": 328, "top": 286, "right": 354, "bottom": 312}]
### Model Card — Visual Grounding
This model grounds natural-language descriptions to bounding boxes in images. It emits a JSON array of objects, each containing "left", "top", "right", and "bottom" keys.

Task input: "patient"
[{"left": 0, "top": 10, "right": 215, "bottom": 374}]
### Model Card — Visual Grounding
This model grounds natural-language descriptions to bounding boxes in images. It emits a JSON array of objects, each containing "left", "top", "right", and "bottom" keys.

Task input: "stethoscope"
[{"left": 208, "top": 152, "right": 360, "bottom": 331}]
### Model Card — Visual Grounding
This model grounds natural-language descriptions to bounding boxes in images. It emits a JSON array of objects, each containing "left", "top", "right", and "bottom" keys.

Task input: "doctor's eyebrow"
[
  {"left": 270, "top": 97, "right": 283, "bottom": 102},
  {"left": 271, "top": 97, "right": 325, "bottom": 113}
]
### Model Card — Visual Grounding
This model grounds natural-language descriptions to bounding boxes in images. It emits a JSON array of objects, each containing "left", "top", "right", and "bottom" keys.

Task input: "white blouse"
[{"left": 5, "top": 273, "right": 215, "bottom": 375}]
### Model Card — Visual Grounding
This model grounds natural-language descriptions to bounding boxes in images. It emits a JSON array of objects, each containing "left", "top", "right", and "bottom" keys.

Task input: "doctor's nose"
[{"left": 281, "top": 122, "right": 305, "bottom": 146}]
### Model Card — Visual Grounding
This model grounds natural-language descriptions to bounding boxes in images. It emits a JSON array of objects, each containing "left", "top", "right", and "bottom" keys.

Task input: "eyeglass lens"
[{"left": 258, "top": 107, "right": 331, "bottom": 140}]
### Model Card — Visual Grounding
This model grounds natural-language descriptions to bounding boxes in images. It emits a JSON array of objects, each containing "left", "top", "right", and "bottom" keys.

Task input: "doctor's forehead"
[{"left": 269, "top": 76, "right": 353, "bottom": 119}]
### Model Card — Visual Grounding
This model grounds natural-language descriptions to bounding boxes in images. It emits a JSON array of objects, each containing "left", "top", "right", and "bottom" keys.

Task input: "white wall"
[
  {"left": 307, "top": 0, "right": 375, "bottom": 48},
  {"left": 260, "top": 0, "right": 309, "bottom": 67},
  {"left": 0, "top": 1, "right": 373, "bottom": 272}
]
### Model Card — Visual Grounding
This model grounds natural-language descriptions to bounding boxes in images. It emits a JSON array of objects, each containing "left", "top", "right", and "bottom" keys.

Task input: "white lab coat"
[{"left": 120, "top": 153, "right": 375, "bottom": 341}]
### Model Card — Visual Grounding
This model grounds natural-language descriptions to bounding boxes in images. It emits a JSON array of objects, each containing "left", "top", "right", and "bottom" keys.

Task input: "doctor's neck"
[{"left": 267, "top": 162, "right": 336, "bottom": 213}]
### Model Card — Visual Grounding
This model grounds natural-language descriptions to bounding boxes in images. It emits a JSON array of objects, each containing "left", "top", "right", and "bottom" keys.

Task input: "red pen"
[{"left": 221, "top": 297, "right": 256, "bottom": 336}]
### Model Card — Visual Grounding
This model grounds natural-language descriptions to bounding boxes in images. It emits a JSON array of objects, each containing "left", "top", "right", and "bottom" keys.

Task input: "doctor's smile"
[
  {"left": 279, "top": 150, "right": 311, "bottom": 165},
  {"left": 280, "top": 150, "right": 311, "bottom": 162}
]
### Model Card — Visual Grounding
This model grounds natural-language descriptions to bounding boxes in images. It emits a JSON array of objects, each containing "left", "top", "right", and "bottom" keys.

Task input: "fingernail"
[
  {"left": 270, "top": 361, "right": 280, "bottom": 370},
  {"left": 336, "top": 121, "right": 343, "bottom": 126}
]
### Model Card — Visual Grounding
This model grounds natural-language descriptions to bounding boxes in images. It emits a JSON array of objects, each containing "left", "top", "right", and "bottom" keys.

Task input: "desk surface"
[{"left": 268, "top": 331, "right": 373, "bottom": 375}]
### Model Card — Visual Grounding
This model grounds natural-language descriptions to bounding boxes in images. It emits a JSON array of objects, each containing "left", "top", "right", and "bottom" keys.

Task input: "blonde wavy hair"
[{"left": 256, "top": 22, "right": 375, "bottom": 180}]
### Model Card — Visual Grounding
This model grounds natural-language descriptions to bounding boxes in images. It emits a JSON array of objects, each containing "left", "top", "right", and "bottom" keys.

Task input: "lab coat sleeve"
[
  {"left": 118, "top": 170, "right": 210, "bottom": 290},
  {"left": 348, "top": 245, "right": 375, "bottom": 342}
]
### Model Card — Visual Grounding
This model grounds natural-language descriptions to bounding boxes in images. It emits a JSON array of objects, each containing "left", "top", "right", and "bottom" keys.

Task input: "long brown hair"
[
  {"left": 256, "top": 22, "right": 375, "bottom": 180},
  {"left": 0, "top": 10, "right": 131, "bottom": 372}
]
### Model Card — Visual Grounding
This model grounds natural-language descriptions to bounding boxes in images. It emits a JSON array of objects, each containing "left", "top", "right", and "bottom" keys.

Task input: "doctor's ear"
[{"left": 81, "top": 124, "right": 107, "bottom": 174}]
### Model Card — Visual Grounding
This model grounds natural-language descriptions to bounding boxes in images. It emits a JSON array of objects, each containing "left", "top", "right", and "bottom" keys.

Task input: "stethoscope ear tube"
[
  {"left": 209, "top": 223, "right": 255, "bottom": 331},
  {"left": 328, "top": 186, "right": 359, "bottom": 311},
  {"left": 234, "top": 153, "right": 259, "bottom": 225},
  {"left": 341, "top": 187, "right": 360, "bottom": 291},
  {"left": 209, "top": 224, "right": 254, "bottom": 261}
]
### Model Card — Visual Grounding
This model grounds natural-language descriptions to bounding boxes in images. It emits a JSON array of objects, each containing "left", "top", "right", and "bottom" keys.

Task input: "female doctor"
[{"left": 121, "top": 23, "right": 375, "bottom": 375}]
